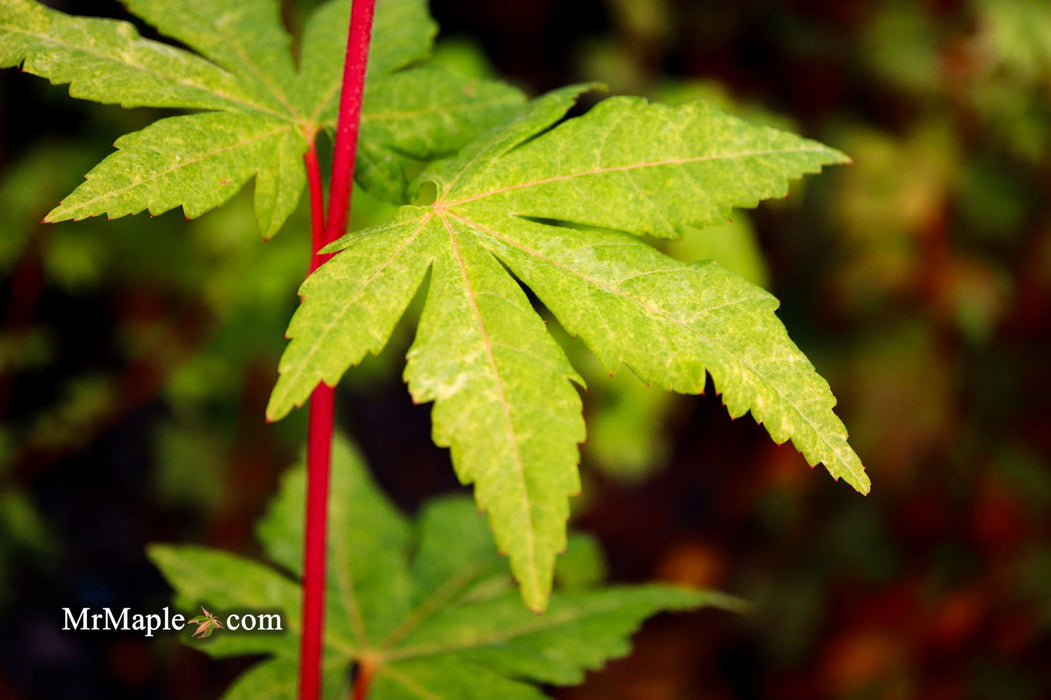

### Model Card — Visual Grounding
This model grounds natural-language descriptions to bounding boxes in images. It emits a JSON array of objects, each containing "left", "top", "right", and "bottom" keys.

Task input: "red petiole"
[{"left": 298, "top": 1, "right": 377, "bottom": 699}]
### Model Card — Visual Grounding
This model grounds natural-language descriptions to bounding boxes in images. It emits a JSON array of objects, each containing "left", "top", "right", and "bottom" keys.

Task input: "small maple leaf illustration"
[{"left": 187, "top": 606, "right": 224, "bottom": 639}]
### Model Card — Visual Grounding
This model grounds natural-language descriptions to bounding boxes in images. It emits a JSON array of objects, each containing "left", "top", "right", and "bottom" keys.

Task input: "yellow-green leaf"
[{"left": 269, "top": 92, "right": 868, "bottom": 612}]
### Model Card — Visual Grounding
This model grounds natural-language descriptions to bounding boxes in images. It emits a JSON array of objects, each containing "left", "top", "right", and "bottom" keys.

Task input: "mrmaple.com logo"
[{"left": 62, "top": 605, "right": 283, "bottom": 639}]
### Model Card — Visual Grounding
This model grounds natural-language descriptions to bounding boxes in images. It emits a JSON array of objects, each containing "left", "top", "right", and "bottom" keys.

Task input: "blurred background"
[{"left": 1, "top": 0, "right": 1049, "bottom": 698}]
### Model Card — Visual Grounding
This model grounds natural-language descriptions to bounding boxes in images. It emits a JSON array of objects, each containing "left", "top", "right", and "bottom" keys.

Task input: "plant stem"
[
  {"left": 353, "top": 658, "right": 376, "bottom": 700},
  {"left": 301, "top": 381, "right": 335, "bottom": 699},
  {"left": 299, "top": 141, "right": 332, "bottom": 700},
  {"left": 304, "top": 141, "right": 327, "bottom": 274},
  {"left": 322, "top": 0, "right": 377, "bottom": 269},
  {"left": 298, "top": 2, "right": 377, "bottom": 700}
]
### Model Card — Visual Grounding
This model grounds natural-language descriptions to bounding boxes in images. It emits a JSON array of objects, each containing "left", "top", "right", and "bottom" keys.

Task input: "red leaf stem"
[
  {"left": 353, "top": 657, "right": 376, "bottom": 700},
  {"left": 299, "top": 2, "right": 377, "bottom": 700},
  {"left": 299, "top": 142, "right": 331, "bottom": 700},
  {"left": 300, "top": 382, "right": 335, "bottom": 700},
  {"left": 304, "top": 141, "right": 327, "bottom": 272},
  {"left": 320, "top": 0, "right": 377, "bottom": 270}
]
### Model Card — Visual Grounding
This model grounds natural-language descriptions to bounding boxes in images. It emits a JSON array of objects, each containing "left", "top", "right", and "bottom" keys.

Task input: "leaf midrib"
[
  {"left": 156, "top": 551, "right": 303, "bottom": 636},
  {"left": 334, "top": 520, "right": 370, "bottom": 650},
  {"left": 374, "top": 665, "right": 442, "bottom": 699},
  {"left": 448, "top": 211, "right": 868, "bottom": 491},
  {"left": 443, "top": 146, "right": 833, "bottom": 207},
  {"left": 2, "top": 22, "right": 288, "bottom": 121},
  {"left": 380, "top": 560, "right": 496, "bottom": 650},
  {"left": 48, "top": 122, "right": 291, "bottom": 219},
  {"left": 176, "top": 1, "right": 300, "bottom": 120},
  {"left": 270, "top": 215, "right": 432, "bottom": 413},
  {"left": 381, "top": 595, "right": 650, "bottom": 662},
  {"left": 438, "top": 212, "right": 541, "bottom": 601}
]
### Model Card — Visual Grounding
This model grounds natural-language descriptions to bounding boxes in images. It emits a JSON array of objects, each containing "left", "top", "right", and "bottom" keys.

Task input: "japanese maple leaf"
[
  {"left": 266, "top": 86, "right": 870, "bottom": 611},
  {"left": 150, "top": 437, "right": 746, "bottom": 699}
]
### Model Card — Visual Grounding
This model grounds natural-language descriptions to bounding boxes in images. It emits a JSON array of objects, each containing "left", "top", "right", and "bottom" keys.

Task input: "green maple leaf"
[
  {"left": 148, "top": 437, "right": 741, "bottom": 700},
  {"left": 0, "top": 0, "right": 524, "bottom": 235},
  {"left": 266, "top": 87, "right": 870, "bottom": 611}
]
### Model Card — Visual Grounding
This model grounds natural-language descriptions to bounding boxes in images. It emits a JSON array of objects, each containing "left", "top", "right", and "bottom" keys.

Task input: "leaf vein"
[
  {"left": 178, "top": 4, "right": 299, "bottom": 119},
  {"left": 386, "top": 596, "right": 645, "bottom": 661},
  {"left": 273, "top": 214, "right": 433, "bottom": 408},
  {"left": 439, "top": 213, "right": 539, "bottom": 592},
  {"left": 380, "top": 561, "right": 494, "bottom": 651},
  {"left": 454, "top": 212, "right": 853, "bottom": 476},
  {"left": 445, "top": 146, "right": 832, "bottom": 206},
  {"left": 3, "top": 23, "right": 286, "bottom": 119}
]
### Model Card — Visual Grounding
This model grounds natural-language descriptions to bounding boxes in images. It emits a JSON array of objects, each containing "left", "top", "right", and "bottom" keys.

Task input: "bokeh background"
[{"left": 2, "top": 0, "right": 1049, "bottom": 698}]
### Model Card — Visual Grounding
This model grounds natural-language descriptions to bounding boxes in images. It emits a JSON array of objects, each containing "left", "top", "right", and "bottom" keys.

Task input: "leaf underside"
[
  {"left": 149, "top": 439, "right": 736, "bottom": 700},
  {"left": 268, "top": 89, "right": 869, "bottom": 611},
  {"left": 0, "top": 0, "right": 522, "bottom": 235}
]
